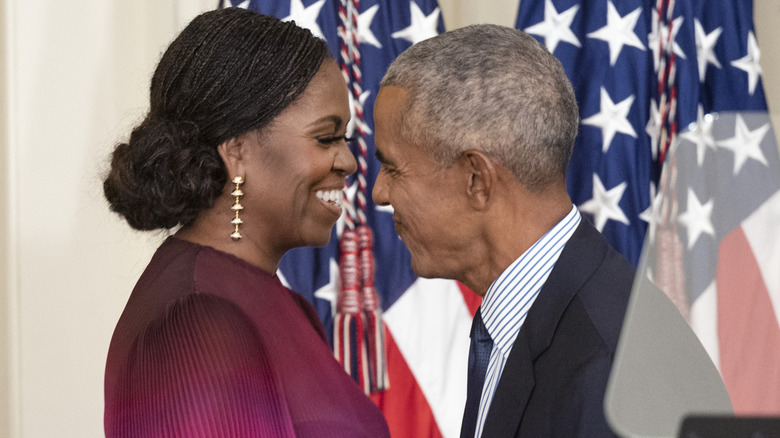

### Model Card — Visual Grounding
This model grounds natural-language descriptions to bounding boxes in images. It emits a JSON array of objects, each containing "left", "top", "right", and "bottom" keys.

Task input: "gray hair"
[{"left": 381, "top": 24, "right": 578, "bottom": 190}]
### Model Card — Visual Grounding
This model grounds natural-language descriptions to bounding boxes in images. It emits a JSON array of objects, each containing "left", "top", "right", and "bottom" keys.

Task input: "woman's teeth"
[{"left": 316, "top": 189, "right": 342, "bottom": 205}]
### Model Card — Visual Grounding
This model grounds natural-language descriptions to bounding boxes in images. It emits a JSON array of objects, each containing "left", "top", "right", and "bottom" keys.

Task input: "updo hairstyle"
[{"left": 103, "top": 8, "right": 331, "bottom": 230}]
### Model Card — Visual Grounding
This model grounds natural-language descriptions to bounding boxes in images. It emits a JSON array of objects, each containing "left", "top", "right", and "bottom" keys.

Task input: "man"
[{"left": 372, "top": 24, "right": 632, "bottom": 437}]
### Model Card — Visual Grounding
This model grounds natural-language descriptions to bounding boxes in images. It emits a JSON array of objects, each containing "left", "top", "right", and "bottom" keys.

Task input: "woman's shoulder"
[
  {"left": 143, "top": 237, "right": 327, "bottom": 346},
  {"left": 146, "top": 292, "right": 259, "bottom": 344},
  {"left": 107, "top": 291, "right": 298, "bottom": 437},
  {"left": 125, "top": 292, "right": 272, "bottom": 388}
]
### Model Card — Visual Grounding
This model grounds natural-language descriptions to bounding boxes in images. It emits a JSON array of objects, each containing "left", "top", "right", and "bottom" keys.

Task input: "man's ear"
[
  {"left": 217, "top": 134, "right": 246, "bottom": 179},
  {"left": 462, "top": 149, "right": 497, "bottom": 210}
]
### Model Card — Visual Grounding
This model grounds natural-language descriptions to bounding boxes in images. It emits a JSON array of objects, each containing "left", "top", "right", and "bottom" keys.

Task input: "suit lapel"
[
  {"left": 521, "top": 220, "right": 607, "bottom": 354},
  {"left": 480, "top": 220, "right": 608, "bottom": 437}
]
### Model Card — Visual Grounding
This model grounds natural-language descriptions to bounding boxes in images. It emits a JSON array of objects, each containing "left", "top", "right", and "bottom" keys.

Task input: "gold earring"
[{"left": 230, "top": 176, "right": 244, "bottom": 241}]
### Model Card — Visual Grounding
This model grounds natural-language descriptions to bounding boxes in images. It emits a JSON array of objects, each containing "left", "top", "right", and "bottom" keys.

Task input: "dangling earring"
[{"left": 230, "top": 176, "right": 244, "bottom": 241}]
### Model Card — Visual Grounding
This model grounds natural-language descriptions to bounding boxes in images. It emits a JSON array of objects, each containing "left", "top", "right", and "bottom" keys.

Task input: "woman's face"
[{"left": 240, "top": 59, "right": 356, "bottom": 253}]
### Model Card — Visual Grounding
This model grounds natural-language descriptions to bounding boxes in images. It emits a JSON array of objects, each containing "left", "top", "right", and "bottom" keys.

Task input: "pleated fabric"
[{"left": 105, "top": 237, "right": 389, "bottom": 438}]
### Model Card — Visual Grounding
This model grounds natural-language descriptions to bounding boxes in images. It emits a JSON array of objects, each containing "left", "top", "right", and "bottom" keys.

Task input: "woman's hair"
[{"left": 103, "top": 8, "right": 331, "bottom": 230}]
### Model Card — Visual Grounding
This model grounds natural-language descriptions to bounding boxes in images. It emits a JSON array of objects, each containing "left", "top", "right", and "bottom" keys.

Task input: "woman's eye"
[{"left": 318, "top": 135, "right": 354, "bottom": 145}]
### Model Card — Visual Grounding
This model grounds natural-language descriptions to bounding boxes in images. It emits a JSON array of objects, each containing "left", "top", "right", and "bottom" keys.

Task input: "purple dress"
[{"left": 105, "top": 237, "right": 390, "bottom": 437}]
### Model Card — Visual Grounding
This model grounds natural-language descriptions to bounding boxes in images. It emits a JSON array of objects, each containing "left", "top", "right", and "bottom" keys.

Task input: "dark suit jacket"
[{"left": 480, "top": 219, "right": 634, "bottom": 438}]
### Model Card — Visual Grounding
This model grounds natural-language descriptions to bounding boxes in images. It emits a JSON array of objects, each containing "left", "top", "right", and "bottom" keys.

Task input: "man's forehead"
[
  {"left": 375, "top": 85, "right": 409, "bottom": 117},
  {"left": 374, "top": 85, "right": 411, "bottom": 156}
]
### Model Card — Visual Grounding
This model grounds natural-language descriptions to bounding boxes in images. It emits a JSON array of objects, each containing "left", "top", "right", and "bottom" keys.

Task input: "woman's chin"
[{"left": 306, "top": 227, "right": 336, "bottom": 248}]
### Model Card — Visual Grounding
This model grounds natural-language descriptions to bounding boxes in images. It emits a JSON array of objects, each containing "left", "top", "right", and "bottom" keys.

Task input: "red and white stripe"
[
  {"left": 689, "top": 190, "right": 780, "bottom": 415},
  {"left": 373, "top": 278, "right": 480, "bottom": 438}
]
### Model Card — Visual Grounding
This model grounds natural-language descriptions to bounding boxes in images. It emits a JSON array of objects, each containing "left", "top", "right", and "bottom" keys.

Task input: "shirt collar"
[{"left": 480, "top": 206, "right": 581, "bottom": 356}]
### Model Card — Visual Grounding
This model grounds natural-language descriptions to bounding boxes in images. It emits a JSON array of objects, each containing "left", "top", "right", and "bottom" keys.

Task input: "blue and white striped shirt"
[{"left": 472, "top": 205, "right": 581, "bottom": 438}]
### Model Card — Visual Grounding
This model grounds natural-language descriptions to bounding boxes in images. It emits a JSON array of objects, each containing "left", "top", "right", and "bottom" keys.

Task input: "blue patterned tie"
[{"left": 460, "top": 308, "right": 493, "bottom": 438}]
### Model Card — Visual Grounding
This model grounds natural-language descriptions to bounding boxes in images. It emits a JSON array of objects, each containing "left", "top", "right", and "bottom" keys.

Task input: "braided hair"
[{"left": 103, "top": 8, "right": 331, "bottom": 230}]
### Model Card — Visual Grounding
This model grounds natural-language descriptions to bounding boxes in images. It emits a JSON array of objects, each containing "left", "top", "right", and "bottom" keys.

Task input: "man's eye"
[{"left": 382, "top": 166, "right": 400, "bottom": 177}]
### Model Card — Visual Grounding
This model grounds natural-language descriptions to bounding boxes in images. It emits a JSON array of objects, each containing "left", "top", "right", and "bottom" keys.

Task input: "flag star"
[
  {"left": 587, "top": 1, "right": 645, "bottom": 66},
  {"left": 313, "top": 258, "right": 340, "bottom": 318},
  {"left": 648, "top": 15, "right": 686, "bottom": 72},
  {"left": 578, "top": 174, "right": 630, "bottom": 232},
  {"left": 356, "top": 4, "right": 383, "bottom": 49},
  {"left": 639, "top": 182, "right": 662, "bottom": 243},
  {"left": 283, "top": 0, "right": 326, "bottom": 40},
  {"left": 581, "top": 87, "right": 637, "bottom": 153},
  {"left": 694, "top": 19, "right": 723, "bottom": 82},
  {"left": 679, "top": 105, "right": 716, "bottom": 166},
  {"left": 677, "top": 188, "right": 715, "bottom": 249},
  {"left": 376, "top": 204, "right": 394, "bottom": 214},
  {"left": 524, "top": 0, "right": 580, "bottom": 54},
  {"left": 717, "top": 114, "right": 770, "bottom": 174},
  {"left": 372, "top": 192, "right": 395, "bottom": 231},
  {"left": 391, "top": 2, "right": 440, "bottom": 45},
  {"left": 645, "top": 99, "right": 662, "bottom": 159},
  {"left": 731, "top": 31, "right": 762, "bottom": 95},
  {"left": 347, "top": 90, "right": 372, "bottom": 138},
  {"left": 638, "top": 182, "right": 656, "bottom": 225},
  {"left": 235, "top": 0, "right": 250, "bottom": 8}
]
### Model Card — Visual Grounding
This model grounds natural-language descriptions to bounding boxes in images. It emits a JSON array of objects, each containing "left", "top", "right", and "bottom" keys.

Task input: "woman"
[{"left": 103, "top": 8, "right": 389, "bottom": 438}]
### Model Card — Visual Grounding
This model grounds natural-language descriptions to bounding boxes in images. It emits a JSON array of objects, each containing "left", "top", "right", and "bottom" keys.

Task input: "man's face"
[{"left": 372, "top": 86, "right": 474, "bottom": 279}]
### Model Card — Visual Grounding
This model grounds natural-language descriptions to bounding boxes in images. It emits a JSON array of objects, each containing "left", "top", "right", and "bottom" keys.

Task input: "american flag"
[
  {"left": 220, "top": 1, "right": 478, "bottom": 437},
  {"left": 517, "top": 0, "right": 780, "bottom": 415}
]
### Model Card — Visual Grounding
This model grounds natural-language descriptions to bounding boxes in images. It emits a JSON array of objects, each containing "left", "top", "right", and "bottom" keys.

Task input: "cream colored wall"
[
  {"left": 1, "top": 1, "right": 11, "bottom": 435},
  {"left": 755, "top": 1, "right": 780, "bottom": 131},
  {"left": 0, "top": 2, "right": 215, "bottom": 437},
  {"left": 1, "top": 1, "right": 778, "bottom": 437}
]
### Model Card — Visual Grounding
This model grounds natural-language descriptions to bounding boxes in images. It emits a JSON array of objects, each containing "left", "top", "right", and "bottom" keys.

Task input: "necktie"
[{"left": 460, "top": 308, "right": 493, "bottom": 438}]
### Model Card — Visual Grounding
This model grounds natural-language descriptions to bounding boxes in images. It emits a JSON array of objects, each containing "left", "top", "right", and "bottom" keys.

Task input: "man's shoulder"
[
  {"left": 547, "top": 219, "right": 635, "bottom": 351},
  {"left": 571, "top": 243, "right": 635, "bottom": 352}
]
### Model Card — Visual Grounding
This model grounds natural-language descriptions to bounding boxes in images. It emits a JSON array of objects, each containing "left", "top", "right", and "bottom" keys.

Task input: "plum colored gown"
[{"left": 105, "top": 237, "right": 389, "bottom": 437}]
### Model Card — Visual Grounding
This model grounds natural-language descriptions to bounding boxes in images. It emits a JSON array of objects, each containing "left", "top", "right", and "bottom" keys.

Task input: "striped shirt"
[{"left": 472, "top": 205, "right": 581, "bottom": 438}]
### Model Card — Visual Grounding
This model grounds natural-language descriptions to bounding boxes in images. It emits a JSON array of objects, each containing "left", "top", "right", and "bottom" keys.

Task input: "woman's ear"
[
  {"left": 462, "top": 149, "right": 497, "bottom": 210},
  {"left": 217, "top": 135, "right": 245, "bottom": 179}
]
